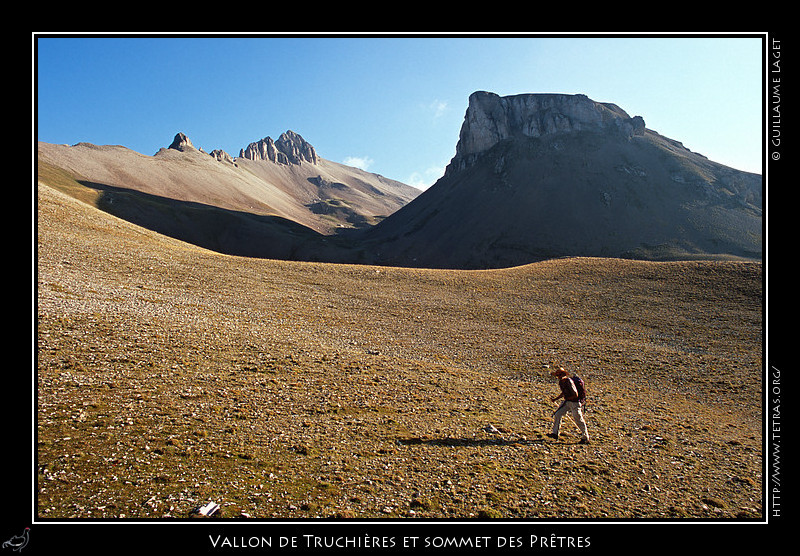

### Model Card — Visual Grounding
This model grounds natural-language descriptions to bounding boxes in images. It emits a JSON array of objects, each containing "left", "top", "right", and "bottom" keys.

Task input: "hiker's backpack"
[{"left": 571, "top": 375, "right": 587, "bottom": 403}]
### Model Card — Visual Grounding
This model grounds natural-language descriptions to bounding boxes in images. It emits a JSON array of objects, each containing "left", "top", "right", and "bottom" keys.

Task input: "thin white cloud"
[
  {"left": 407, "top": 164, "right": 446, "bottom": 190},
  {"left": 429, "top": 99, "right": 448, "bottom": 119},
  {"left": 342, "top": 156, "right": 374, "bottom": 171}
]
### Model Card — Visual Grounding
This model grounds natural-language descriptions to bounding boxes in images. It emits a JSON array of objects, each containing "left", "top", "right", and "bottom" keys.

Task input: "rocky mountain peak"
[
  {"left": 209, "top": 149, "right": 235, "bottom": 164},
  {"left": 447, "top": 91, "right": 646, "bottom": 174},
  {"left": 239, "top": 130, "right": 318, "bottom": 165},
  {"left": 168, "top": 132, "right": 196, "bottom": 152}
]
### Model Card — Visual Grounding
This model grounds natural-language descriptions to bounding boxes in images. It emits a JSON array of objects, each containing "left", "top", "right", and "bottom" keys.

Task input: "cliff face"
[{"left": 447, "top": 91, "right": 645, "bottom": 175}]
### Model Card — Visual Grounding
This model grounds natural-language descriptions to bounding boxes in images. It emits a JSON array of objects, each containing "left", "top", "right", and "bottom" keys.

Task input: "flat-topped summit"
[{"left": 448, "top": 91, "right": 645, "bottom": 174}]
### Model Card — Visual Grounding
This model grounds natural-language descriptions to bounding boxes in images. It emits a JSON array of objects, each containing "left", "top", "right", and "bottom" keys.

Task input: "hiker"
[{"left": 547, "top": 367, "right": 590, "bottom": 444}]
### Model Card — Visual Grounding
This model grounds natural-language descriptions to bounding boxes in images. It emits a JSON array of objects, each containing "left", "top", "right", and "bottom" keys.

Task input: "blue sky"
[{"left": 35, "top": 34, "right": 764, "bottom": 189}]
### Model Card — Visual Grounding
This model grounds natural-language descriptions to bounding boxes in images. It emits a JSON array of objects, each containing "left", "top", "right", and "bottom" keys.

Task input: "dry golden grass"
[{"left": 36, "top": 179, "right": 762, "bottom": 520}]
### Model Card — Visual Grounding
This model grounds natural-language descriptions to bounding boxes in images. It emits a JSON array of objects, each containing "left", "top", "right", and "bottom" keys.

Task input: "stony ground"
[{"left": 36, "top": 180, "right": 763, "bottom": 521}]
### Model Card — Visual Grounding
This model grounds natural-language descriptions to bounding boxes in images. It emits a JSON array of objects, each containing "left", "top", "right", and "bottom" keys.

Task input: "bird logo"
[{"left": 2, "top": 528, "right": 29, "bottom": 552}]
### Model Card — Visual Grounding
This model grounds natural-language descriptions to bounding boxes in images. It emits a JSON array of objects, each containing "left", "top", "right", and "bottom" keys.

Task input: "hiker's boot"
[{"left": 546, "top": 433, "right": 559, "bottom": 440}]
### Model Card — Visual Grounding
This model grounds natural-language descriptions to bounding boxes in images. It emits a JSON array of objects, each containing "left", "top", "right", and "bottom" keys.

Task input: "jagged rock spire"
[
  {"left": 239, "top": 130, "right": 318, "bottom": 165},
  {"left": 165, "top": 130, "right": 319, "bottom": 167},
  {"left": 168, "top": 132, "right": 195, "bottom": 152}
]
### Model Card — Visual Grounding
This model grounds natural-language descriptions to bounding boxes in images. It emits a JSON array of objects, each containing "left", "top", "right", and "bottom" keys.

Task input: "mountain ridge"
[
  {"left": 37, "top": 130, "right": 420, "bottom": 238},
  {"left": 37, "top": 91, "right": 762, "bottom": 269}
]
